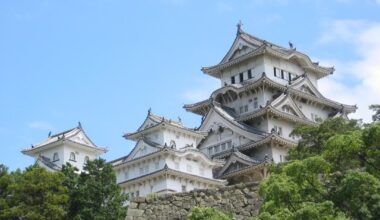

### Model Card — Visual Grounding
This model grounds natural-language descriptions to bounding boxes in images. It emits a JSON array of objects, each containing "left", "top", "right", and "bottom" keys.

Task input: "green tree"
[
  {"left": 369, "top": 105, "right": 380, "bottom": 122},
  {"left": 63, "top": 159, "right": 127, "bottom": 220},
  {"left": 257, "top": 110, "right": 380, "bottom": 220},
  {"left": 188, "top": 207, "right": 232, "bottom": 220},
  {"left": 1, "top": 165, "right": 68, "bottom": 220}
]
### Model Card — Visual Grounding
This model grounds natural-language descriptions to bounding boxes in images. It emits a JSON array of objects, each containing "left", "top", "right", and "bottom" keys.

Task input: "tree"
[
  {"left": 256, "top": 110, "right": 380, "bottom": 220},
  {"left": 1, "top": 165, "right": 68, "bottom": 220},
  {"left": 369, "top": 105, "right": 380, "bottom": 122},
  {"left": 62, "top": 159, "right": 128, "bottom": 220},
  {"left": 188, "top": 207, "right": 232, "bottom": 220}
]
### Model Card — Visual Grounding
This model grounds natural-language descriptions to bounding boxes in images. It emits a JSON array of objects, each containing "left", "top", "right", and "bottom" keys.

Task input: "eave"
[
  {"left": 21, "top": 139, "right": 107, "bottom": 156},
  {"left": 123, "top": 122, "right": 206, "bottom": 141}
]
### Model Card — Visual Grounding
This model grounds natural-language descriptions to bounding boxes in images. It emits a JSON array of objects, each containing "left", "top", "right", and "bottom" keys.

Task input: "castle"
[{"left": 22, "top": 25, "right": 356, "bottom": 197}]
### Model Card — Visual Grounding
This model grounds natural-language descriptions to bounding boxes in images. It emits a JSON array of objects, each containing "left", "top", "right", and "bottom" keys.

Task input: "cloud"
[
  {"left": 318, "top": 20, "right": 380, "bottom": 122},
  {"left": 28, "top": 121, "right": 54, "bottom": 130}
]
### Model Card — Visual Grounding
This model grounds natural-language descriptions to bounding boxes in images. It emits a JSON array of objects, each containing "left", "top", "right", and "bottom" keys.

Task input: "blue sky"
[{"left": 1, "top": 0, "right": 380, "bottom": 171}]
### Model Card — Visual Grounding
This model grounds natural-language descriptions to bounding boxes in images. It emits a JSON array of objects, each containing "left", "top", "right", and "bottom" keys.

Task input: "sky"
[{"left": 1, "top": 0, "right": 380, "bottom": 171}]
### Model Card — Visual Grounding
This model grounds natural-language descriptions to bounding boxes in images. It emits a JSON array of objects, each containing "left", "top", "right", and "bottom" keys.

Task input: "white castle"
[{"left": 22, "top": 25, "right": 356, "bottom": 198}]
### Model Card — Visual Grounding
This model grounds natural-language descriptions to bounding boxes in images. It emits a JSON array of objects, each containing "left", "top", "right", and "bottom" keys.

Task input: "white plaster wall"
[
  {"left": 35, "top": 145, "right": 65, "bottom": 168},
  {"left": 267, "top": 118, "right": 296, "bottom": 141},
  {"left": 164, "top": 155, "right": 214, "bottom": 178},
  {"left": 220, "top": 56, "right": 265, "bottom": 86},
  {"left": 271, "top": 146, "right": 288, "bottom": 163},
  {"left": 248, "top": 145, "right": 272, "bottom": 161},
  {"left": 63, "top": 144, "right": 98, "bottom": 172},
  {"left": 162, "top": 129, "right": 198, "bottom": 149},
  {"left": 295, "top": 100, "right": 330, "bottom": 122},
  {"left": 146, "top": 131, "right": 164, "bottom": 146}
]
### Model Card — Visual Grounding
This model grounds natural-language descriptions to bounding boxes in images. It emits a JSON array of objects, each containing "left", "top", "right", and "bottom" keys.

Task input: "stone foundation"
[{"left": 125, "top": 182, "right": 262, "bottom": 220}]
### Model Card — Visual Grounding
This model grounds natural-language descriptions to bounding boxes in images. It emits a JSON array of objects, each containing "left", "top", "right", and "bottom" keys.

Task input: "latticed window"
[
  {"left": 69, "top": 152, "right": 76, "bottom": 161},
  {"left": 53, "top": 152, "right": 59, "bottom": 161}
]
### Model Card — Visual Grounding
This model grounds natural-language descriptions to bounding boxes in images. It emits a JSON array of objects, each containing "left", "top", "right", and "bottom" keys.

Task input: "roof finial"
[
  {"left": 288, "top": 41, "right": 293, "bottom": 49},
  {"left": 148, "top": 107, "right": 152, "bottom": 115},
  {"left": 78, "top": 121, "right": 82, "bottom": 129},
  {"left": 48, "top": 131, "right": 51, "bottom": 137},
  {"left": 236, "top": 20, "right": 243, "bottom": 35},
  {"left": 178, "top": 116, "right": 182, "bottom": 123}
]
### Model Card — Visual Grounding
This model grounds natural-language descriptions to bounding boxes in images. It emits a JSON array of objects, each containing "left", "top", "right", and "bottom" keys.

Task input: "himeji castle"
[
  {"left": 21, "top": 123, "right": 107, "bottom": 172},
  {"left": 110, "top": 110, "right": 225, "bottom": 197},
  {"left": 183, "top": 24, "right": 357, "bottom": 184}
]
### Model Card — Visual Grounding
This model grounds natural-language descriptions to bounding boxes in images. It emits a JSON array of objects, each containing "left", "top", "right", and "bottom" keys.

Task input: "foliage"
[
  {"left": 62, "top": 159, "right": 128, "bottom": 220},
  {"left": 256, "top": 112, "right": 380, "bottom": 220},
  {"left": 369, "top": 104, "right": 380, "bottom": 122},
  {"left": 0, "top": 159, "right": 127, "bottom": 220},
  {"left": 0, "top": 165, "right": 68, "bottom": 220},
  {"left": 188, "top": 207, "right": 232, "bottom": 220}
]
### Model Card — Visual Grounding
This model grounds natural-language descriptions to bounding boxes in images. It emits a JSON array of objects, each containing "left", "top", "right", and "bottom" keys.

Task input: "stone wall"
[{"left": 126, "top": 182, "right": 262, "bottom": 220}]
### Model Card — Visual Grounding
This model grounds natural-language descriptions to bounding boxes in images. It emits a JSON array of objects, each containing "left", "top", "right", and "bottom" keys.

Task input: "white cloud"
[
  {"left": 28, "top": 121, "right": 54, "bottom": 130},
  {"left": 318, "top": 20, "right": 380, "bottom": 122},
  {"left": 376, "top": 0, "right": 380, "bottom": 5}
]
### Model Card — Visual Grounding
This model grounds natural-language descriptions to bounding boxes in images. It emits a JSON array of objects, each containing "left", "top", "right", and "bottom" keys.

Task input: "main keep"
[
  {"left": 110, "top": 25, "right": 357, "bottom": 197},
  {"left": 183, "top": 25, "right": 356, "bottom": 184}
]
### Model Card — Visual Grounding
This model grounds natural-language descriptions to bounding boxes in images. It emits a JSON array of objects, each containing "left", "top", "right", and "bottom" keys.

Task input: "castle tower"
[{"left": 184, "top": 26, "right": 356, "bottom": 184}]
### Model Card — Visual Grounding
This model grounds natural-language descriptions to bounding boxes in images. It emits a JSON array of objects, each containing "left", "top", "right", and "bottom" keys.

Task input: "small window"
[
  {"left": 253, "top": 97, "right": 258, "bottom": 109},
  {"left": 136, "top": 191, "right": 139, "bottom": 197},
  {"left": 240, "top": 106, "right": 244, "bottom": 113},
  {"left": 274, "top": 67, "right": 277, "bottom": 77},
  {"left": 278, "top": 127, "right": 283, "bottom": 136},
  {"left": 248, "top": 69, "right": 252, "bottom": 79},
  {"left": 84, "top": 156, "right": 89, "bottom": 164},
  {"left": 281, "top": 70, "right": 284, "bottom": 79},
  {"left": 69, "top": 152, "right": 76, "bottom": 162},
  {"left": 53, "top": 152, "right": 59, "bottom": 162},
  {"left": 231, "top": 76, "right": 235, "bottom": 84},
  {"left": 182, "top": 185, "right": 186, "bottom": 192},
  {"left": 214, "top": 145, "right": 220, "bottom": 153},
  {"left": 208, "top": 147, "right": 213, "bottom": 155},
  {"left": 131, "top": 192, "right": 134, "bottom": 198},
  {"left": 288, "top": 72, "right": 292, "bottom": 81},
  {"left": 239, "top": 73, "right": 244, "bottom": 82},
  {"left": 221, "top": 143, "right": 226, "bottom": 151},
  {"left": 244, "top": 105, "right": 248, "bottom": 112}
]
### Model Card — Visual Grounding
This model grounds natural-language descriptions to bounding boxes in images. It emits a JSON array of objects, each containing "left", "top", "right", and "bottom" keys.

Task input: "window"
[
  {"left": 84, "top": 156, "right": 89, "bottom": 164},
  {"left": 69, "top": 152, "right": 76, "bottom": 161},
  {"left": 288, "top": 72, "right": 292, "bottom": 81},
  {"left": 278, "top": 127, "right": 283, "bottom": 136},
  {"left": 136, "top": 191, "right": 139, "bottom": 197},
  {"left": 253, "top": 97, "right": 258, "bottom": 109},
  {"left": 240, "top": 106, "right": 244, "bottom": 114},
  {"left": 208, "top": 147, "right": 213, "bottom": 155},
  {"left": 214, "top": 145, "right": 220, "bottom": 153},
  {"left": 221, "top": 143, "right": 226, "bottom": 151},
  {"left": 244, "top": 105, "right": 248, "bottom": 112},
  {"left": 281, "top": 70, "right": 284, "bottom": 79},
  {"left": 231, "top": 76, "right": 235, "bottom": 84},
  {"left": 53, "top": 152, "right": 59, "bottom": 162},
  {"left": 239, "top": 73, "right": 244, "bottom": 82},
  {"left": 248, "top": 69, "right": 252, "bottom": 79},
  {"left": 182, "top": 185, "right": 186, "bottom": 192},
  {"left": 131, "top": 192, "right": 134, "bottom": 198},
  {"left": 227, "top": 141, "right": 232, "bottom": 149},
  {"left": 274, "top": 67, "right": 277, "bottom": 77}
]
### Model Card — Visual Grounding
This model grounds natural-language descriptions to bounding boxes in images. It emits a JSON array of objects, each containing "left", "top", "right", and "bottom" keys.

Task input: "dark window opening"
[
  {"left": 281, "top": 70, "right": 284, "bottom": 79},
  {"left": 239, "top": 73, "right": 244, "bottom": 82},
  {"left": 248, "top": 70, "right": 252, "bottom": 79},
  {"left": 231, "top": 76, "right": 235, "bottom": 84},
  {"left": 274, "top": 67, "right": 277, "bottom": 77}
]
